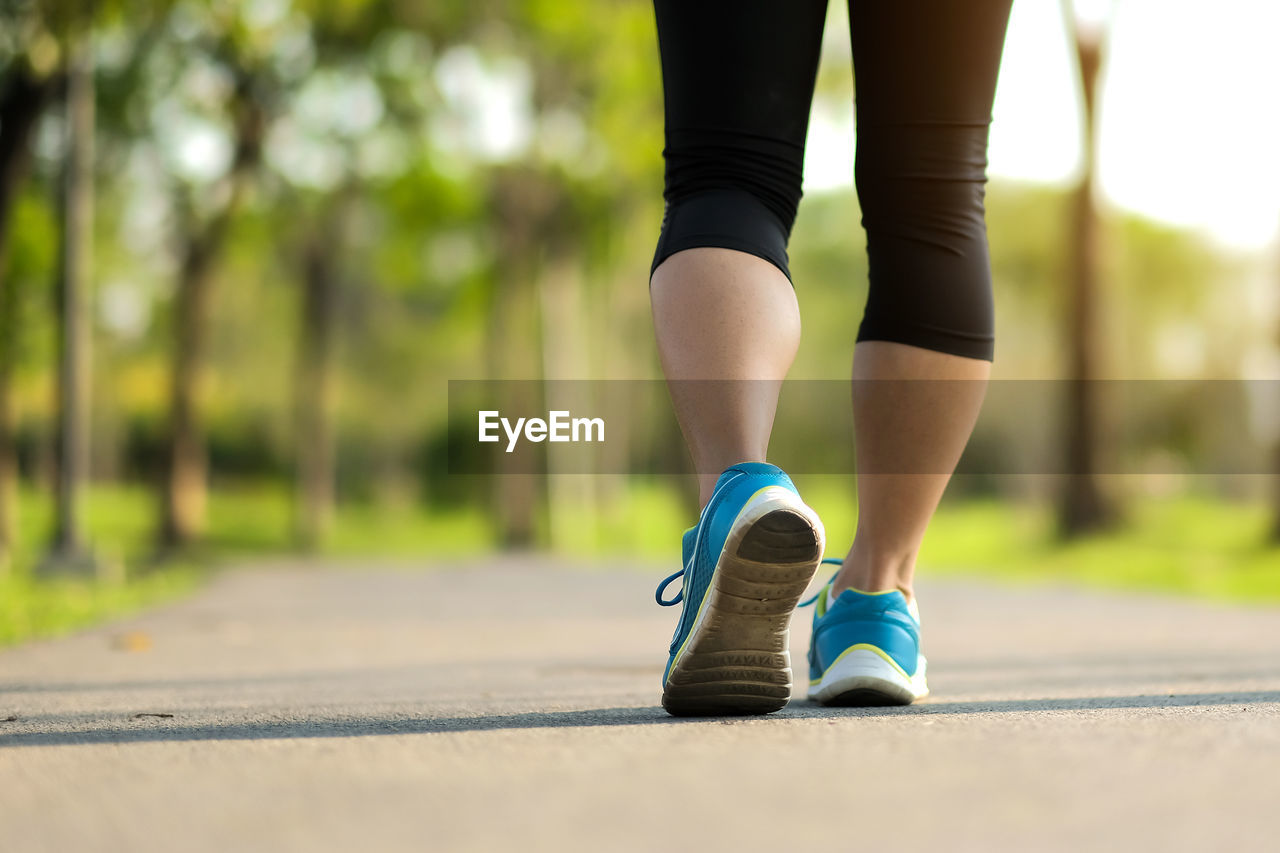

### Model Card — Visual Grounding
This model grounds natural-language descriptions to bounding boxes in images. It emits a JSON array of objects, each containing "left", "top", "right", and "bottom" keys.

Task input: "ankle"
[
  {"left": 695, "top": 457, "right": 766, "bottom": 508},
  {"left": 830, "top": 547, "right": 916, "bottom": 603},
  {"left": 830, "top": 574, "right": 915, "bottom": 605}
]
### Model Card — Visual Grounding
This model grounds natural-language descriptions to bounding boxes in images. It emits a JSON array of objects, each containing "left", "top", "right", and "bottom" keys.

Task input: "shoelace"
[
  {"left": 655, "top": 568, "right": 685, "bottom": 606},
  {"left": 653, "top": 471, "right": 746, "bottom": 608},
  {"left": 798, "top": 558, "right": 845, "bottom": 608}
]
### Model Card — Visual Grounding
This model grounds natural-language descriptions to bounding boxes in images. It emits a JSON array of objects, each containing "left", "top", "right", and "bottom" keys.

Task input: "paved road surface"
[{"left": 3, "top": 557, "right": 1279, "bottom": 851}]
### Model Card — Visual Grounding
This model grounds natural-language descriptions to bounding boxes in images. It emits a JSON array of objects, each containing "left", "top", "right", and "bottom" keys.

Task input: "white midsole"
[{"left": 809, "top": 648, "right": 929, "bottom": 704}]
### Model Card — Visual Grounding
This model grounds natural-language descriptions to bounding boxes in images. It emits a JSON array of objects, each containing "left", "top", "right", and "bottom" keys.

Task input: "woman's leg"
[
  {"left": 831, "top": 0, "right": 1014, "bottom": 601},
  {"left": 836, "top": 343, "right": 990, "bottom": 601},
  {"left": 651, "top": 250, "right": 800, "bottom": 507},
  {"left": 649, "top": 0, "right": 827, "bottom": 506}
]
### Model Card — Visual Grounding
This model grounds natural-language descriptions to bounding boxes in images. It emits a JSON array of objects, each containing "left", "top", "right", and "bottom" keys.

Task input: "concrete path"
[{"left": 3, "top": 557, "right": 1279, "bottom": 852}]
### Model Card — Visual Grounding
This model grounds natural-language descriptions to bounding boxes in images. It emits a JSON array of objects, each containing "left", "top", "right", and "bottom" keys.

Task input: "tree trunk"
[
  {"left": 1269, "top": 235, "right": 1280, "bottom": 543},
  {"left": 293, "top": 198, "right": 348, "bottom": 551},
  {"left": 486, "top": 167, "right": 554, "bottom": 549},
  {"left": 1270, "top": 441, "right": 1280, "bottom": 543},
  {"left": 0, "top": 67, "right": 57, "bottom": 574},
  {"left": 161, "top": 231, "right": 216, "bottom": 548},
  {"left": 44, "top": 25, "right": 96, "bottom": 575},
  {"left": 1058, "top": 16, "right": 1117, "bottom": 538},
  {"left": 490, "top": 265, "right": 541, "bottom": 549},
  {"left": 0, "top": 353, "right": 13, "bottom": 575},
  {"left": 538, "top": 254, "right": 595, "bottom": 551},
  {"left": 158, "top": 84, "right": 264, "bottom": 551}
]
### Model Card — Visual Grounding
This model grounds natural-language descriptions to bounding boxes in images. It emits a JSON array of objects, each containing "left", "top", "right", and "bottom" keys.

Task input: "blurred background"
[{"left": 3, "top": 0, "right": 1280, "bottom": 643}]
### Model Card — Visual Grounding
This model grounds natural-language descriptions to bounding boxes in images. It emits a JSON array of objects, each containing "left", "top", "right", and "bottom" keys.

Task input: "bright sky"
[{"left": 804, "top": 0, "right": 1280, "bottom": 251}]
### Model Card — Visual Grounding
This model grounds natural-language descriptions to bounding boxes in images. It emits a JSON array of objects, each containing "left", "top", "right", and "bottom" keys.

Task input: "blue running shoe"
[
  {"left": 654, "top": 462, "right": 825, "bottom": 716},
  {"left": 806, "top": 561, "right": 929, "bottom": 706}
]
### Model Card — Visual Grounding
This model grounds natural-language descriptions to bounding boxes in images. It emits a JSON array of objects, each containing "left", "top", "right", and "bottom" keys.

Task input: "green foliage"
[
  {"left": 0, "top": 189, "right": 57, "bottom": 372},
  {"left": 986, "top": 180, "right": 1072, "bottom": 305},
  {"left": 919, "top": 494, "right": 1280, "bottom": 602},
  {"left": 0, "top": 563, "right": 202, "bottom": 647},
  {"left": 0, "top": 481, "right": 497, "bottom": 646},
  {"left": 2, "top": 0, "right": 1275, "bottom": 581},
  {"left": 788, "top": 192, "right": 870, "bottom": 378},
  {"left": 7, "top": 474, "right": 1280, "bottom": 647}
]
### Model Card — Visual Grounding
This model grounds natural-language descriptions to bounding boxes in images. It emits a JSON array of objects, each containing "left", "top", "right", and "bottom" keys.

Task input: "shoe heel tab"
[{"left": 722, "top": 461, "right": 785, "bottom": 479}]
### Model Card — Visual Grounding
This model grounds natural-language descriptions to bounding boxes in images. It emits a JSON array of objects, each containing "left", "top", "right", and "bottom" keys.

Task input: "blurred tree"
[
  {"left": 161, "top": 78, "right": 266, "bottom": 550},
  {"left": 1059, "top": 1, "right": 1118, "bottom": 537},
  {"left": 1271, "top": 233, "right": 1280, "bottom": 542},
  {"left": 153, "top": 10, "right": 277, "bottom": 550},
  {"left": 0, "top": 0, "right": 174, "bottom": 578},
  {"left": 477, "top": 0, "right": 663, "bottom": 546},
  {"left": 43, "top": 9, "right": 98, "bottom": 575},
  {"left": 292, "top": 183, "right": 355, "bottom": 549},
  {"left": 0, "top": 2, "right": 65, "bottom": 572},
  {"left": 488, "top": 170, "right": 540, "bottom": 545},
  {"left": 274, "top": 1, "right": 478, "bottom": 544},
  {"left": 1, "top": 0, "right": 1267, "bottom": 577}
]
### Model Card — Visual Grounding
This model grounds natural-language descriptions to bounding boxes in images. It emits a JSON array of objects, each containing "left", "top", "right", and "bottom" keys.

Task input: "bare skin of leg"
[
  {"left": 652, "top": 249, "right": 988, "bottom": 601},
  {"left": 650, "top": 248, "right": 801, "bottom": 508},
  {"left": 831, "top": 340, "right": 990, "bottom": 604}
]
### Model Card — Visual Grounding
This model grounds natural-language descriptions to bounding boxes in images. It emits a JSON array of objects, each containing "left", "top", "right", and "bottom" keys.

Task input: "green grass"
[
  {"left": 0, "top": 481, "right": 497, "bottom": 648},
  {"left": 547, "top": 478, "right": 694, "bottom": 561},
  {"left": 920, "top": 495, "right": 1280, "bottom": 602},
  {"left": 4, "top": 478, "right": 1279, "bottom": 649},
  {"left": 794, "top": 479, "right": 1280, "bottom": 603},
  {"left": 0, "top": 563, "right": 203, "bottom": 647},
  {"left": 531, "top": 476, "right": 1280, "bottom": 603},
  {"left": 326, "top": 497, "right": 496, "bottom": 557}
]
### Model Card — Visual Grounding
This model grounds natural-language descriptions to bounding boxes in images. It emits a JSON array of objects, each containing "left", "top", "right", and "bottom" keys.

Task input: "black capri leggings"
[{"left": 651, "top": 0, "right": 1013, "bottom": 361}]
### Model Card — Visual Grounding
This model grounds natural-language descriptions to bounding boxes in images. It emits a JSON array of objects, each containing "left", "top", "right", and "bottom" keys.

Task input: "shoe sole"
[
  {"left": 808, "top": 649, "right": 929, "bottom": 707},
  {"left": 662, "top": 487, "right": 825, "bottom": 717}
]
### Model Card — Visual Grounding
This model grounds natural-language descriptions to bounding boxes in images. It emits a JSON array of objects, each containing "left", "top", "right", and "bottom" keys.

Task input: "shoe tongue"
[{"left": 907, "top": 598, "right": 921, "bottom": 624}]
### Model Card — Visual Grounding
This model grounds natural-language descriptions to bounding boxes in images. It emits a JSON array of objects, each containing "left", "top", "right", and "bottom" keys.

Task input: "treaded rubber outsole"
[{"left": 662, "top": 506, "right": 823, "bottom": 717}]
